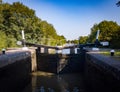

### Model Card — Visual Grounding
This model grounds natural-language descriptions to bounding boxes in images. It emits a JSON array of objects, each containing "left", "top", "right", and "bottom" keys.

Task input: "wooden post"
[
  {"left": 38, "top": 47, "right": 41, "bottom": 53},
  {"left": 70, "top": 48, "right": 75, "bottom": 54},
  {"left": 44, "top": 47, "right": 48, "bottom": 54},
  {"left": 36, "top": 47, "right": 41, "bottom": 62}
]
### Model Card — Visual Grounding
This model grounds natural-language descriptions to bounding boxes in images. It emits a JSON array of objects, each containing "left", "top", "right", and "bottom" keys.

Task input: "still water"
[{"left": 22, "top": 71, "right": 86, "bottom": 92}]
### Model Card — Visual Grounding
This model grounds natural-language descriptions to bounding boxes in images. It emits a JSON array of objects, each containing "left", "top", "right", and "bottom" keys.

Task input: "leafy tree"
[
  {"left": 79, "top": 36, "right": 88, "bottom": 44},
  {"left": 69, "top": 39, "right": 79, "bottom": 44},
  {"left": 0, "top": 1, "right": 66, "bottom": 49},
  {"left": 110, "top": 26, "right": 120, "bottom": 48},
  {"left": 98, "top": 21, "right": 119, "bottom": 41},
  {"left": 116, "top": 1, "right": 120, "bottom": 7},
  {"left": 88, "top": 24, "right": 99, "bottom": 43},
  {"left": 56, "top": 35, "right": 66, "bottom": 46},
  {"left": 73, "top": 39, "right": 79, "bottom": 44},
  {"left": 89, "top": 20, "right": 120, "bottom": 48},
  {"left": 0, "top": 31, "right": 7, "bottom": 50}
]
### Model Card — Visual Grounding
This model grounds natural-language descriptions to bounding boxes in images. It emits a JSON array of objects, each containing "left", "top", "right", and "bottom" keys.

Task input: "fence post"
[
  {"left": 44, "top": 47, "right": 48, "bottom": 54},
  {"left": 36, "top": 47, "right": 41, "bottom": 62},
  {"left": 70, "top": 48, "right": 75, "bottom": 54}
]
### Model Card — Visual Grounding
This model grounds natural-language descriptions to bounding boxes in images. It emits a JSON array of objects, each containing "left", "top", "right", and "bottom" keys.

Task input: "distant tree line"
[
  {"left": 88, "top": 20, "right": 120, "bottom": 48},
  {"left": 0, "top": 1, "right": 66, "bottom": 50},
  {"left": 71, "top": 1, "right": 120, "bottom": 49},
  {"left": 0, "top": 0, "right": 120, "bottom": 50},
  {"left": 71, "top": 20, "right": 120, "bottom": 49}
]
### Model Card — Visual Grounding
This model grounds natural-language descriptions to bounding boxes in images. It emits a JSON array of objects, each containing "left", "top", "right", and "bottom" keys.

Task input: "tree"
[
  {"left": 116, "top": 1, "right": 120, "bottom": 7},
  {"left": 98, "top": 21, "right": 119, "bottom": 41},
  {"left": 88, "top": 23, "right": 99, "bottom": 43},
  {"left": 0, "top": 31, "right": 7, "bottom": 50},
  {"left": 79, "top": 36, "right": 88, "bottom": 44},
  {"left": 89, "top": 20, "right": 120, "bottom": 48},
  {"left": 110, "top": 26, "right": 120, "bottom": 48},
  {"left": 0, "top": 1, "right": 64, "bottom": 48}
]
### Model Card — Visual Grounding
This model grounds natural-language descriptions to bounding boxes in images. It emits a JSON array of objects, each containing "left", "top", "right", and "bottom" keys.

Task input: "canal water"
[
  {"left": 22, "top": 71, "right": 87, "bottom": 92},
  {"left": 22, "top": 48, "right": 87, "bottom": 92}
]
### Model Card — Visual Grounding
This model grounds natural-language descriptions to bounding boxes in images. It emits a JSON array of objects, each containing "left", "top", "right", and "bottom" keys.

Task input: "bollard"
[
  {"left": 110, "top": 49, "right": 115, "bottom": 56},
  {"left": 2, "top": 48, "right": 6, "bottom": 54}
]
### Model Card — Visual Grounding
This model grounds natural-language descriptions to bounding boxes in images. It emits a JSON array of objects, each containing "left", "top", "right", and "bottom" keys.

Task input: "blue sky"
[{"left": 3, "top": 0, "right": 120, "bottom": 40}]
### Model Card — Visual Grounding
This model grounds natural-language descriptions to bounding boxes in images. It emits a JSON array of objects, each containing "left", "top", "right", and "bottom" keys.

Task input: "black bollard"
[
  {"left": 110, "top": 49, "right": 115, "bottom": 56},
  {"left": 2, "top": 49, "right": 6, "bottom": 54}
]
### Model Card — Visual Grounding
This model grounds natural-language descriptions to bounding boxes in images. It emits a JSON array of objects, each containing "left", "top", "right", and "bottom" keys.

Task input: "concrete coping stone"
[
  {"left": 0, "top": 51, "right": 31, "bottom": 68},
  {"left": 86, "top": 51, "right": 120, "bottom": 80}
]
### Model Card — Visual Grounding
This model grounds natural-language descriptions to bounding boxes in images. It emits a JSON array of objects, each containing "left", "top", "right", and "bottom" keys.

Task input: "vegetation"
[
  {"left": 100, "top": 51, "right": 120, "bottom": 56},
  {"left": 0, "top": 0, "right": 120, "bottom": 50},
  {"left": 116, "top": 1, "right": 120, "bottom": 7},
  {"left": 71, "top": 20, "right": 120, "bottom": 49},
  {"left": 70, "top": 1, "right": 120, "bottom": 49},
  {"left": 88, "top": 20, "right": 120, "bottom": 48},
  {"left": 79, "top": 36, "right": 88, "bottom": 44},
  {"left": 0, "top": 1, "right": 66, "bottom": 50}
]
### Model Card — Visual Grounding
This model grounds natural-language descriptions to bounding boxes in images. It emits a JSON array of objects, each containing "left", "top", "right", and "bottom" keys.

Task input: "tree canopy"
[
  {"left": 0, "top": 1, "right": 66, "bottom": 50},
  {"left": 116, "top": 1, "right": 120, "bottom": 7},
  {"left": 88, "top": 20, "right": 120, "bottom": 48},
  {"left": 71, "top": 20, "right": 120, "bottom": 49},
  {"left": 1, "top": 1, "right": 120, "bottom": 50}
]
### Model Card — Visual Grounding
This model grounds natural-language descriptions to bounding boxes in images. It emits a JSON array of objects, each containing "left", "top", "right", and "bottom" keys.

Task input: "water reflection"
[{"left": 22, "top": 71, "right": 86, "bottom": 92}]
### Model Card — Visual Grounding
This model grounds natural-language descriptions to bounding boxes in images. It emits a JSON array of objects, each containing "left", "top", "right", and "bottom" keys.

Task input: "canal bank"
[
  {"left": 85, "top": 51, "right": 120, "bottom": 92},
  {"left": 0, "top": 48, "right": 120, "bottom": 92},
  {"left": 0, "top": 51, "right": 32, "bottom": 92}
]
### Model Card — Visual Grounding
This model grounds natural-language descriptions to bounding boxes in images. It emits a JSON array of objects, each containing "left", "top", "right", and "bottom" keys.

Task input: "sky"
[{"left": 3, "top": 0, "right": 120, "bottom": 40}]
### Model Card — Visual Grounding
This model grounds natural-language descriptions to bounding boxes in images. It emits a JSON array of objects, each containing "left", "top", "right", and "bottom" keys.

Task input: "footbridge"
[{"left": 25, "top": 41, "right": 79, "bottom": 54}]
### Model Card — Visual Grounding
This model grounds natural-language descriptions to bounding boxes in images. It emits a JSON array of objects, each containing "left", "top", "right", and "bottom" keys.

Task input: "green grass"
[{"left": 100, "top": 51, "right": 120, "bottom": 56}]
